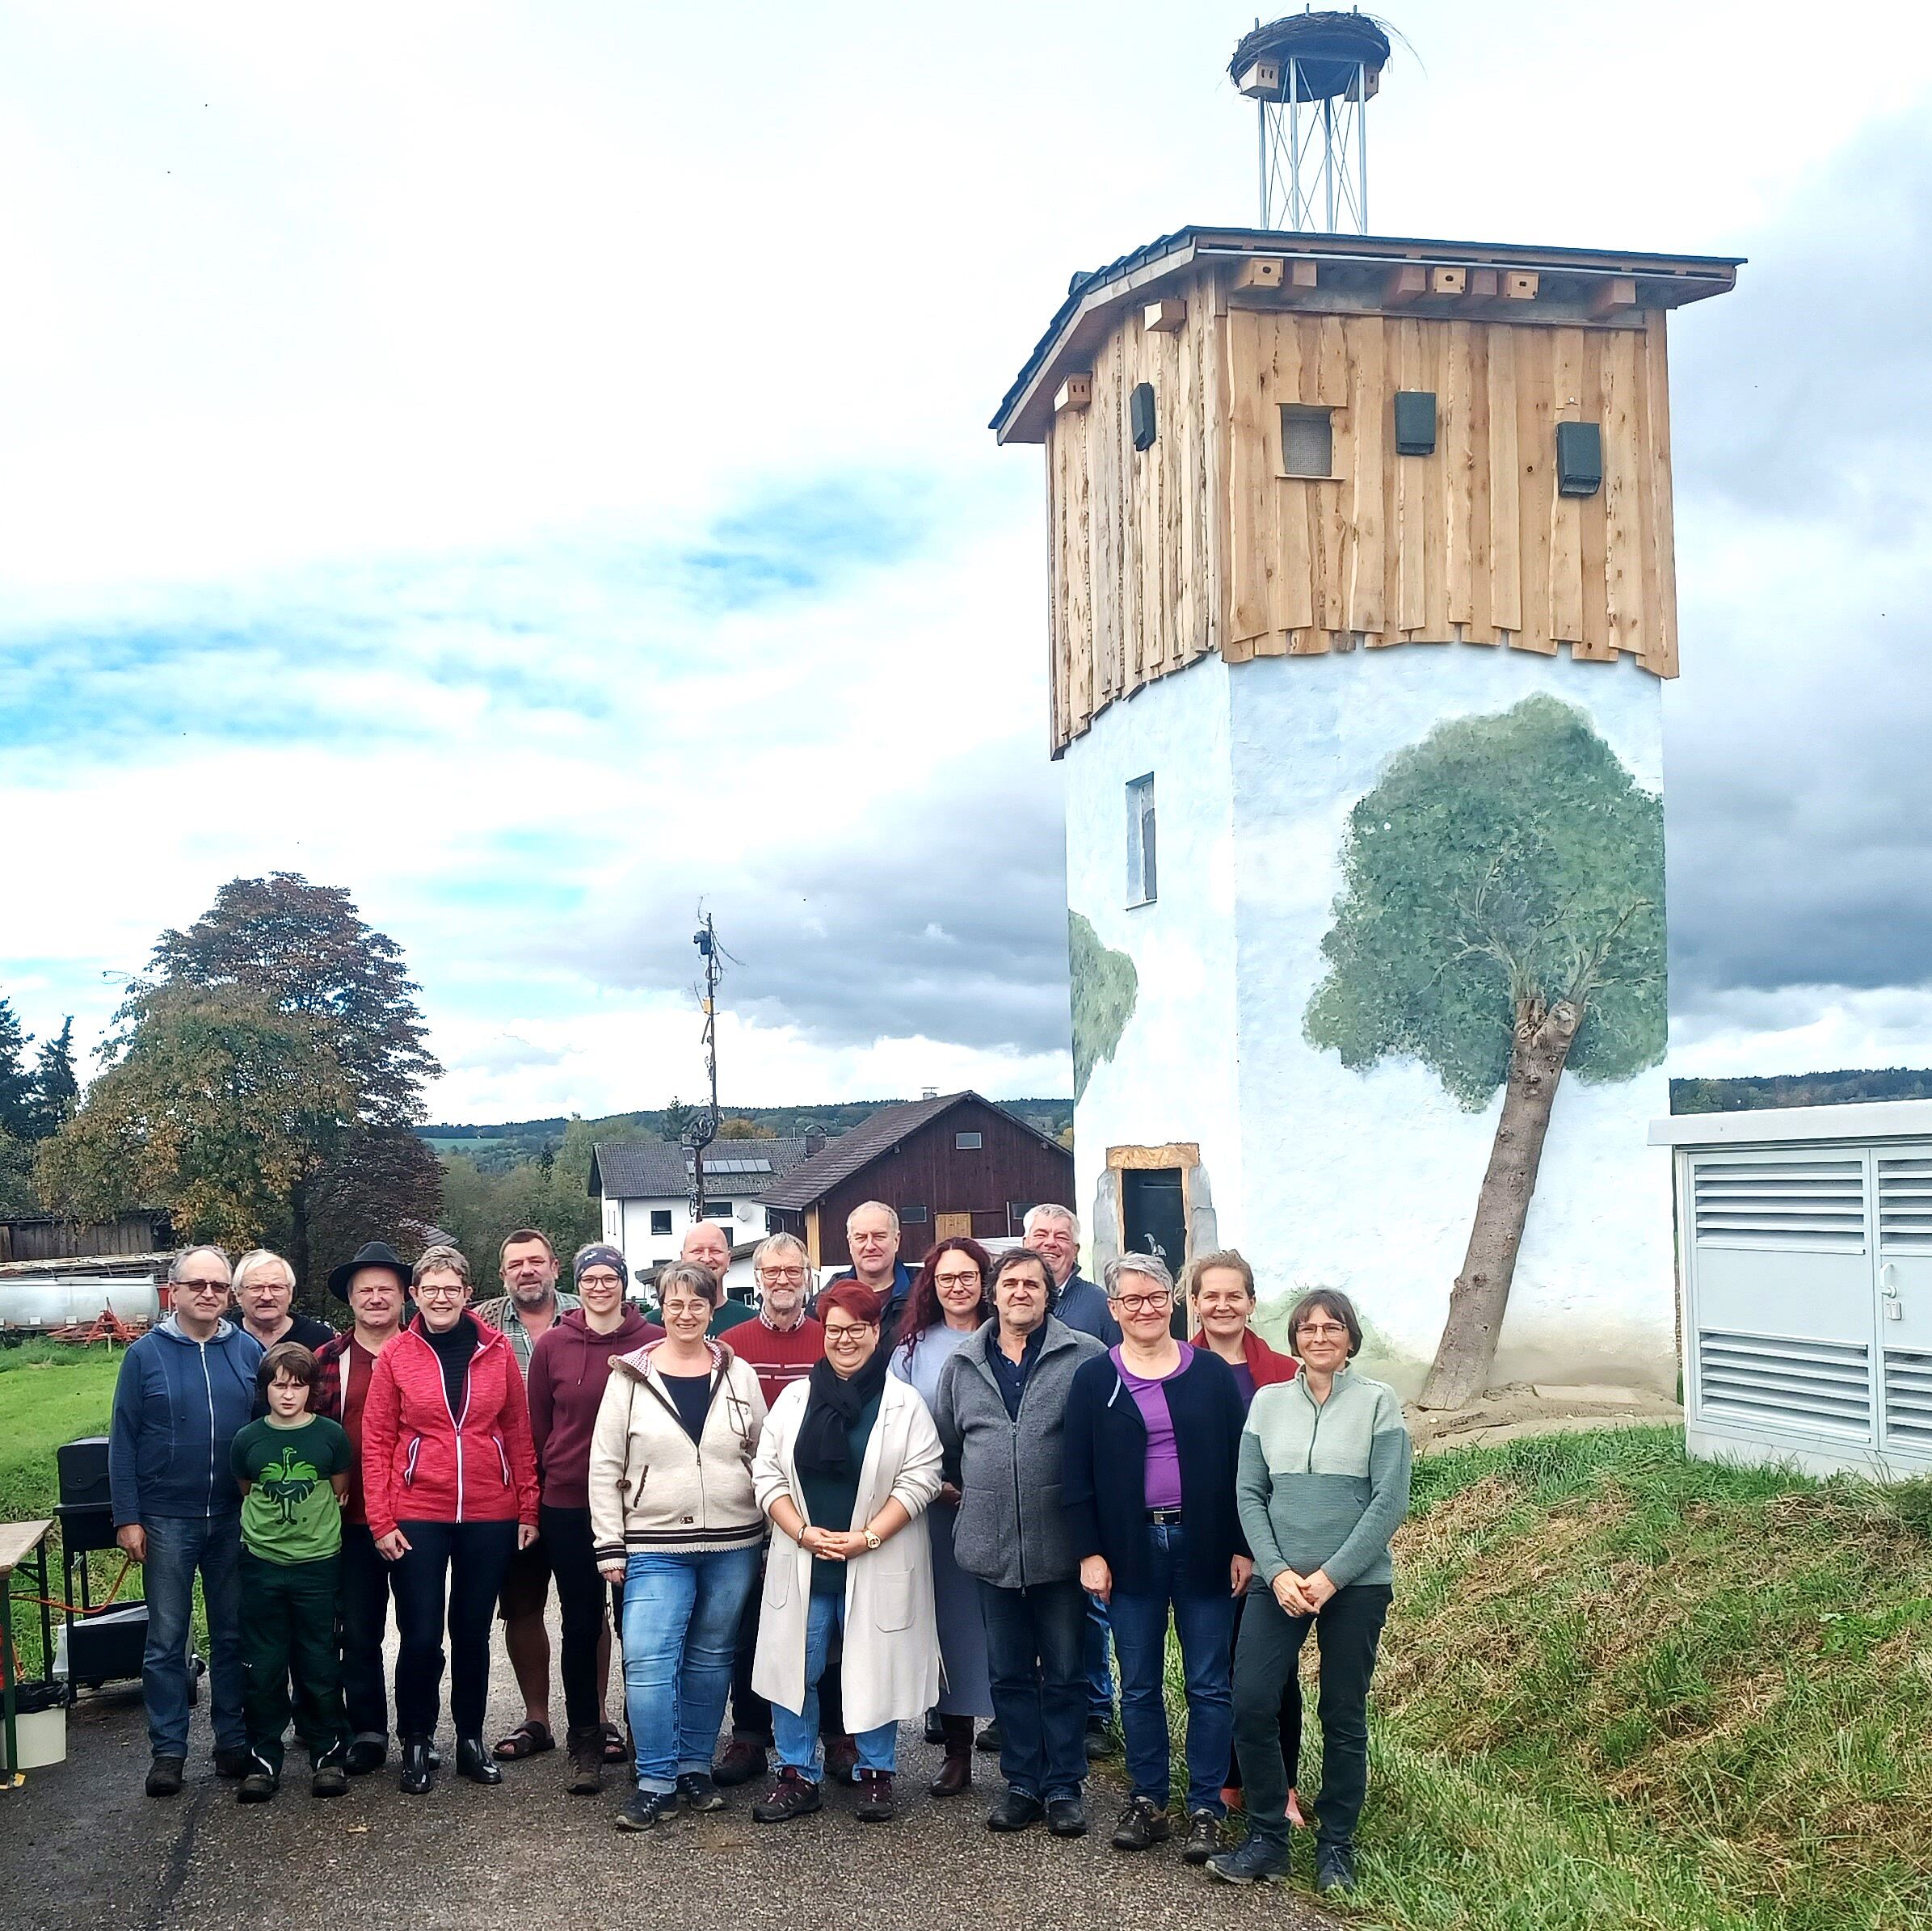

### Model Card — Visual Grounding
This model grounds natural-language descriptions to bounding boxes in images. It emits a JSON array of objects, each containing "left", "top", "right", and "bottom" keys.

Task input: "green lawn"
[{"left": 1, "top": 1347, "right": 136, "bottom": 1677}]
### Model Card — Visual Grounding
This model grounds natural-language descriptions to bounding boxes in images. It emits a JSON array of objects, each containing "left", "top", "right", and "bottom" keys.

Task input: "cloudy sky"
[{"left": 2, "top": 1, "right": 1927, "bottom": 1121}]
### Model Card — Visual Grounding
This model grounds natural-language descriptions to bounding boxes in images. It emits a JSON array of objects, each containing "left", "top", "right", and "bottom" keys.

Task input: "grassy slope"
[
  {"left": 0, "top": 1348, "right": 137, "bottom": 1676},
  {"left": 1347, "top": 1428, "right": 1932, "bottom": 1931}
]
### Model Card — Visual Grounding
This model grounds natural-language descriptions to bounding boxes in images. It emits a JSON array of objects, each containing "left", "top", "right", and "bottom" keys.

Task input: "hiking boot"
[
  {"left": 616, "top": 1787, "right": 680, "bottom": 1831},
  {"left": 145, "top": 1756, "right": 186, "bottom": 1798},
  {"left": 823, "top": 1734, "right": 860, "bottom": 1786},
  {"left": 343, "top": 1740, "right": 387, "bottom": 1777},
  {"left": 676, "top": 1770, "right": 726, "bottom": 1812},
  {"left": 751, "top": 1766, "right": 823, "bottom": 1823},
  {"left": 854, "top": 1769, "right": 895, "bottom": 1822},
  {"left": 213, "top": 1745, "right": 251, "bottom": 1778},
  {"left": 1182, "top": 1809, "right": 1224, "bottom": 1864},
  {"left": 1084, "top": 1714, "right": 1120, "bottom": 1759},
  {"left": 1315, "top": 1841, "right": 1357, "bottom": 1895},
  {"left": 1046, "top": 1796, "right": 1088, "bottom": 1837},
  {"left": 1110, "top": 1794, "right": 1171, "bottom": 1851},
  {"left": 985, "top": 1788, "right": 1044, "bottom": 1832},
  {"left": 975, "top": 1719, "right": 1002, "bottom": 1754},
  {"left": 1207, "top": 1833, "right": 1294, "bottom": 1885},
  {"left": 237, "top": 1770, "right": 278, "bottom": 1804},
  {"left": 712, "top": 1735, "right": 768, "bottom": 1786},
  {"left": 310, "top": 1761, "right": 349, "bottom": 1798},
  {"left": 566, "top": 1726, "right": 605, "bottom": 1796}
]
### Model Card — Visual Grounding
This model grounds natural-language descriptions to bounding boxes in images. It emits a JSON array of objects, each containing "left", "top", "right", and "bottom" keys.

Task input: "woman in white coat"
[{"left": 750, "top": 1281, "right": 942, "bottom": 1825}]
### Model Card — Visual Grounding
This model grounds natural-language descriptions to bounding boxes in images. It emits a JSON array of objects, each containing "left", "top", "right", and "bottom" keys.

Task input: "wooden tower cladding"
[{"left": 994, "top": 232, "right": 1738, "bottom": 752}]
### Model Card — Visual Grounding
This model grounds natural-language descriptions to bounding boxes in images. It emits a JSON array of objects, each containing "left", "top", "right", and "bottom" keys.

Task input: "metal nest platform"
[{"left": 1229, "top": 11, "right": 1393, "bottom": 102}]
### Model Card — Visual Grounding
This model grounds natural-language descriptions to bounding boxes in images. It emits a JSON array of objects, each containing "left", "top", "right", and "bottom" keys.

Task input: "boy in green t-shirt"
[{"left": 229, "top": 1340, "right": 354, "bottom": 1801}]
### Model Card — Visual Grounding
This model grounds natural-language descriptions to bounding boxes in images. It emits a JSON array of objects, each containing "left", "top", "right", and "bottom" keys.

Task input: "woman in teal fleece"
[{"left": 1206, "top": 1289, "right": 1411, "bottom": 1897}]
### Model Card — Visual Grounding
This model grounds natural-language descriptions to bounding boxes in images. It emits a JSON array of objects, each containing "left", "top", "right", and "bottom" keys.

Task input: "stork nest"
[{"left": 1228, "top": 11, "right": 1394, "bottom": 99}]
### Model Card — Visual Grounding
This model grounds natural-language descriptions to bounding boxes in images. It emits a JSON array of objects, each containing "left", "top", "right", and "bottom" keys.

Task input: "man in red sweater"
[{"left": 713, "top": 1233, "right": 824, "bottom": 1786}]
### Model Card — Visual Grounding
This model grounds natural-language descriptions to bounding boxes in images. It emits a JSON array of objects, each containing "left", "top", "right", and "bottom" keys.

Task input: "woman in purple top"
[{"left": 1061, "top": 1253, "right": 1248, "bottom": 1866}]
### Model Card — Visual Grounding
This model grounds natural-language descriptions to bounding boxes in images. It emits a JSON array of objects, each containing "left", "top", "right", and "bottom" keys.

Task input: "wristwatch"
[{"left": 862, "top": 1527, "right": 882, "bottom": 1551}]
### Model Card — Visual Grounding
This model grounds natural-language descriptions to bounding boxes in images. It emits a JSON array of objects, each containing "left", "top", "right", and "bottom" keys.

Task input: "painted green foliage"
[
  {"left": 1303, "top": 693, "right": 1665, "bottom": 1110},
  {"left": 1069, "top": 911, "right": 1139, "bottom": 1101}
]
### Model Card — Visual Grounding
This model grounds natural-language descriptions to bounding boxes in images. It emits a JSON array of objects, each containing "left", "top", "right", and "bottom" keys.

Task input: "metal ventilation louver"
[
  {"left": 1691, "top": 1158, "right": 1866, "bottom": 1250},
  {"left": 1884, "top": 1350, "right": 1932, "bottom": 1446},
  {"left": 1877, "top": 1158, "right": 1932, "bottom": 1253},
  {"left": 1696, "top": 1329, "right": 1871, "bottom": 1437}
]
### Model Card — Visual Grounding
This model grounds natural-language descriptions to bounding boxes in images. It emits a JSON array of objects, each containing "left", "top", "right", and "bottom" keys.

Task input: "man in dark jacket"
[
  {"left": 933, "top": 1246, "right": 1102, "bottom": 1840},
  {"left": 815, "top": 1200, "right": 915, "bottom": 1345},
  {"left": 110, "top": 1247, "right": 265, "bottom": 1797}
]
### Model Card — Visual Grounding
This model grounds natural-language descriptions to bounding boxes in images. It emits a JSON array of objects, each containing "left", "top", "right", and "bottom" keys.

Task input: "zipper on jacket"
[
  {"left": 200, "top": 1337, "right": 216, "bottom": 1521},
  {"left": 1305, "top": 1378, "right": 1323, "bottom": 1474},
  {"left": 425, "top": 1326, "right": 474, "bottom": 1522}
]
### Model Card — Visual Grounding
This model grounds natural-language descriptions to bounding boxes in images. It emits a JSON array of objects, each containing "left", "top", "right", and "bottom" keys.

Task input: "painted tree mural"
[
  {"left": 1303, "top": 694, "right": 1665, "bottom": 1408},
  {"left": 1069, "top": 912, "right": 1139, "bottom": 1102}
]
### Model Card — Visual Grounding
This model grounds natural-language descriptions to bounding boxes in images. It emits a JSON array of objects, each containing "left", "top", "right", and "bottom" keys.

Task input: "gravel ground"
[{"left": 2, "top": 1623, "right": 1339, "bottom": 1931}]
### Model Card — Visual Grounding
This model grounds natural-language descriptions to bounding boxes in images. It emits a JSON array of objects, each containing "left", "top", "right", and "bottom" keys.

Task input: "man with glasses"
[
  {"left": 715, "top": 1234, "right": 827, "bottom": 1788},
  {"left": 109, "top": 1247, "right": 266, "bottom": 1796}
]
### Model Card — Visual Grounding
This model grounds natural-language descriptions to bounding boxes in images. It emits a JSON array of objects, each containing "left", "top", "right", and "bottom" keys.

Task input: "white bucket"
[{"left": 1, "top": 1702, "right": 67, "bottom": 1772}]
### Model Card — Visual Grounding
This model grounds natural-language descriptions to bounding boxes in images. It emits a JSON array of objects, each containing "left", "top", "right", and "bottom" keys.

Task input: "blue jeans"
[
  {"left": 978, "top": 1577, "right": 1088, "bottom": 1803},
  {"left": 141, "top": 1512, "right": 245, "bottom": 1758},
  {"left": 621, "top": 1545, "right": 760, "bottom": 1793},
  {"left": 1084, "top": 1592, "right": 1114, "bottom": 1720},
  {"left": 1108, "top": 1522, "right": 1236, "bottom": 1815},
  {"left": 772, "top": 1591, "right": 896, "bottom": 1780}
]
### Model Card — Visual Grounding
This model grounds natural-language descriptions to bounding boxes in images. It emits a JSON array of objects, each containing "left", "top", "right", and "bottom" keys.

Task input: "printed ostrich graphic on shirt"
[{"left": 259, "top": 1445, "right": 322, "bottom": 1525}]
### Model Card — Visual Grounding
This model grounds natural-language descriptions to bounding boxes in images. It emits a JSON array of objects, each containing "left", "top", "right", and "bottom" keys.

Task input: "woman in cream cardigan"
[{"left": 750, "top": 1281, "right": 943, "bottom": 1825}]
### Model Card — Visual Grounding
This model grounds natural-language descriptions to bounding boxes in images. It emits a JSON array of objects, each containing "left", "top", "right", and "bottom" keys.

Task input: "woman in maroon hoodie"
[
  {"left": 527, "top": 1243, "right": 660, "bottom": 1795},
  {"left": 363, "top": 1243, "right": 540, "bottom": 1796}
]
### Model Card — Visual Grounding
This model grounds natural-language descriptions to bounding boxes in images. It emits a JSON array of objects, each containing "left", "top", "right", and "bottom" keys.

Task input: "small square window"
[
  {"left": 709, "top": 1203, "right": 734, "bottom": 1222},
  {"left": 955, "top": 1130, "right": 983, "bottom": 1151},
  {"left": 901, "top": 1204, "right": 930, "bottom": 1224},
  {"left": 650, "top": 1210, "right": 672, "bottom": 1237},
  {"left": 1126, "top": 772, "right": 1157, "bottom": 907},
  {"left": 1281, "top": 404, "right": 1334, "bottom": 478}
]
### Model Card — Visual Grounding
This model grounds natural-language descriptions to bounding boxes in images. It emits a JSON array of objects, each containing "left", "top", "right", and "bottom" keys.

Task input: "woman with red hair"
[{"left": 749, "top": 1281, "right": 943, "bottom": 1825}]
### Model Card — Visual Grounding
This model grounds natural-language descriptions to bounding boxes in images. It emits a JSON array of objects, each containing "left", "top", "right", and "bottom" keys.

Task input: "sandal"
[
  {"left": 492, "top": 1719, "right": 555, "bottom": 1761},
  {"left": 600, "top": 1722, "right": 627, "bottom": 1765}
]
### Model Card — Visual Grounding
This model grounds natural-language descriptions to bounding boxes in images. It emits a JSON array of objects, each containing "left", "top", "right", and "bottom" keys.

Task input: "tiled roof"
[{"left": 588, "top": 1136, "right": 812, "bottom": 1202}]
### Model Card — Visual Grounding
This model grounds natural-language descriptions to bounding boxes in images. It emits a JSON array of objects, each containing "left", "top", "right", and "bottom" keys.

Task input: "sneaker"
[
  {"left": 822, "top": 1734, "right": 860, "bottom": 1786},
  {"left": 676, "top": 1770, "right": 726, "bottom": 1813},
  {"left": 984, "top": 1788, "right": 1044, "bottom": 1832},
  {"left": 1182, "top": 1809, "right": 1224, "bottom": 1864},
  {"left": 1084, "top": 1715, "right": 1120, "bottom": 1759},
  {"left": 751, "top": 1766, "right": 823, "bottom": 1824},
  {"left": 310, "top": 1762, "right": 349, "bottom": 1798},
  {"left": 853, "top": 1769, "right": 895, "bottom": 1822},
  {"left": 1315, "top": 1842, "right": 1357, "bottom": 1895},
  {"left": 1206, "top": 1834, "right": 1294, "bottom": 1886},
  {"left": 1110, "top": 1794, "right": 1172, "bottom": 1851},
  {"left": 974, "top": 1719, "right": 1002, "bottom": 1754},
  {"left": 145, "top": 1756, "right": 186, "bottom": 1798},
  {"left": 213, "top": 1745, "right": 251, "bottom": 1778},
  {"left": 615, "top": 1788, "right": 681, "bottom": 1832},
  {"left": 237, "top": 1770, "right": 279, "bottom": 1804},
  {"left": 1046, "top": 1796, "right": 1088, "bottom": 1837},
  {"left": 712, "top": 1735, "right": 768, "bottom": 1786}
]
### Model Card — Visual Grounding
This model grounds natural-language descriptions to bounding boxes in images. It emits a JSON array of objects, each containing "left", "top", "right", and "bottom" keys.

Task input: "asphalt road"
[{"left": 2, "top": 1625, "right": 1339, "bottom": 1931}]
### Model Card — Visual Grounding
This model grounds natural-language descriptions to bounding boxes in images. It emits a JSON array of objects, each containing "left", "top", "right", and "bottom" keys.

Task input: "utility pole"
[{"left": 685, "top": 914, "right": 722, "bottom": 1222}]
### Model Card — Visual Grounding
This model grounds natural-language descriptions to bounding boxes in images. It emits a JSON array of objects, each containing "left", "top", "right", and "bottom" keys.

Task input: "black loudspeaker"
[
  {"left": 1130, "top": 381, "right": 1157, "bottom": 452},
  {"left": 1393, "top": 389, "right": 1437, "bottom": 456},
  {"left": 57, "top": 1436, "right": 112, "bottom": 1509},
  {"left": 1555, "top": 420, "right": 1604, "bottom": 497}
]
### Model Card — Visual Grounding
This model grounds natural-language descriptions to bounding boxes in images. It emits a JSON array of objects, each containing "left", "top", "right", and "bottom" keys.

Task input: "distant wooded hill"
[
  {"left": 1671, "top": 1069, "right": 1932, "bottom": 1113},
  {"left": 420, "top": 1097, "right": 1075, "bottom": 1172}
]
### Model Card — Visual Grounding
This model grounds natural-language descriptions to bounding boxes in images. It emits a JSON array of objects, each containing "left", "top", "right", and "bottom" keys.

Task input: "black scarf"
[{"left": 794, "top": 1348, "right": 890, "bottom": 1479}]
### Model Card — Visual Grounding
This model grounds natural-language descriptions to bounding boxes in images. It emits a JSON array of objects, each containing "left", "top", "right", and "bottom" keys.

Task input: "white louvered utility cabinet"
[{"left": 1650, "top": 1102, "right": 1932, "bottom": 1478}]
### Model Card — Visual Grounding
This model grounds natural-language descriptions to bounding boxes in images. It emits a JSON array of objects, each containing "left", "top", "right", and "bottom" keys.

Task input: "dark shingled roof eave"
[{"left": 990, "top": 225, "right": 1745, "bottom": 444}]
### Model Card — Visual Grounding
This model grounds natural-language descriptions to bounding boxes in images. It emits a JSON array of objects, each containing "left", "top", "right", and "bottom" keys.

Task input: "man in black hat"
[{"left": 313, "top": 1242, "right": 413, "bottom": 1775}]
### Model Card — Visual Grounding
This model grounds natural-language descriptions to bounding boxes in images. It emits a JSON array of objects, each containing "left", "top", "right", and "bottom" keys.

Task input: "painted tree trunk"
[{"left": 1418, "top": 995, "right": 1583, "bottom": 1410}]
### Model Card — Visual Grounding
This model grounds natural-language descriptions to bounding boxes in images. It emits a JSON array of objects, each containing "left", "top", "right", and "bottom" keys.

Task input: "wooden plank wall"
[{"left": 1043, "top": 276, "right": 1680, "bottom": 751}]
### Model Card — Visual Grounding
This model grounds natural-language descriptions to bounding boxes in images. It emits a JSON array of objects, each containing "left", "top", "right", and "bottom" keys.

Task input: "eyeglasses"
[
  {"left": 175, "top": 1279, "right": 229, "bottom": 1295},
  {"left": 1111, "top": 1291, "right": 1172, "bottom": 1315},
  {"left": 1297, "top": 1322, "right": 1350, "bottom": 1342},
  {"left": 933, "top": 1271, "right": 982, "bottom": 1289},
  {"left": 415, "top": 1284, "right": 467, "bottom": 1300},
  {"left": 823, "top": 1323, "right": 875, "bottom": 1343},
  {"left": 578, "top": 1272, "right": 623, "bottom": 1289},
  {"left": 758, "top": 1267, "right": 806, "bottom": 1282}
]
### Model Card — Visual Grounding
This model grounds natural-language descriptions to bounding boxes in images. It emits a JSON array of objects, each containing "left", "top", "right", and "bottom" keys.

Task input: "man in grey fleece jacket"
[
  {"left": 1209, "top": 1289, "right": 1411, "bottom": 1895},
  {"left": 932, "top": 1247, "right": 1102, "bottom": 1837}
]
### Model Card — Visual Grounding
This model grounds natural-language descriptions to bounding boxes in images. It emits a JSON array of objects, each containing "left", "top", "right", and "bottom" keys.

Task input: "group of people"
[{"left": 105, "top": 1201, "right": 1410, "bottom": 1895}]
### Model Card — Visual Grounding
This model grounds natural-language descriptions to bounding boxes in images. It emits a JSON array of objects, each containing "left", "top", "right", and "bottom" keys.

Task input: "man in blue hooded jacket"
[{"left": 111, "top": 1247, "right": 265, "bottom": 1796}]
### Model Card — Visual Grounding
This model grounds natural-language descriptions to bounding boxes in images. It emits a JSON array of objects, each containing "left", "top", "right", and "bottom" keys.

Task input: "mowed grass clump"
[{"left": 1355, "top": 1427, "right": 1932, "bottom": 1931}]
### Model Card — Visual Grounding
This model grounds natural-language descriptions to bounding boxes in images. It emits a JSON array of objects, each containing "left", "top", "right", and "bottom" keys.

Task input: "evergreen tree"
[
  {"left": 28, "top": 1016, "right": 79, "bottom": 1138},
  {"left": 0, "top": 996, "right": 35, "bottom": 1141}
]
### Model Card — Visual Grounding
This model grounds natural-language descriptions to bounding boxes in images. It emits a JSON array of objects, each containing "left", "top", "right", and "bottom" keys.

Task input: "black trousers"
[
  {"left": 337, "top": 1522, "right": 399, "bottom": 1744},
  {"left": 1227, "top": 1587, "right": 1303, "bottom": 1791},
  {"left": 390, "top": 1519, "right": 517, "bottom": 1741},
  {"left": 541, "top": 1504, "right": 620, "bottom": 1735},
  {"left": 240, "top": 1550, "right": 347, "bottom": 1775},
  {"left": 728, "top": 1543, "right": 843, "bottom": 1743},
  {"left": 1234, "top": 1583, "right": 1391, "bottom": 1850}
]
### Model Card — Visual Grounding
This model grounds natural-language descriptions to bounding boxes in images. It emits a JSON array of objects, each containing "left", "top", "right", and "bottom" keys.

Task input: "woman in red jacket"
[
  {"left": 363, "top": 1243, "right": 539, "bottom": 1795},
  {"left": 1185, "top": 1249, "right": 1304, "bottom": 1828}
]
